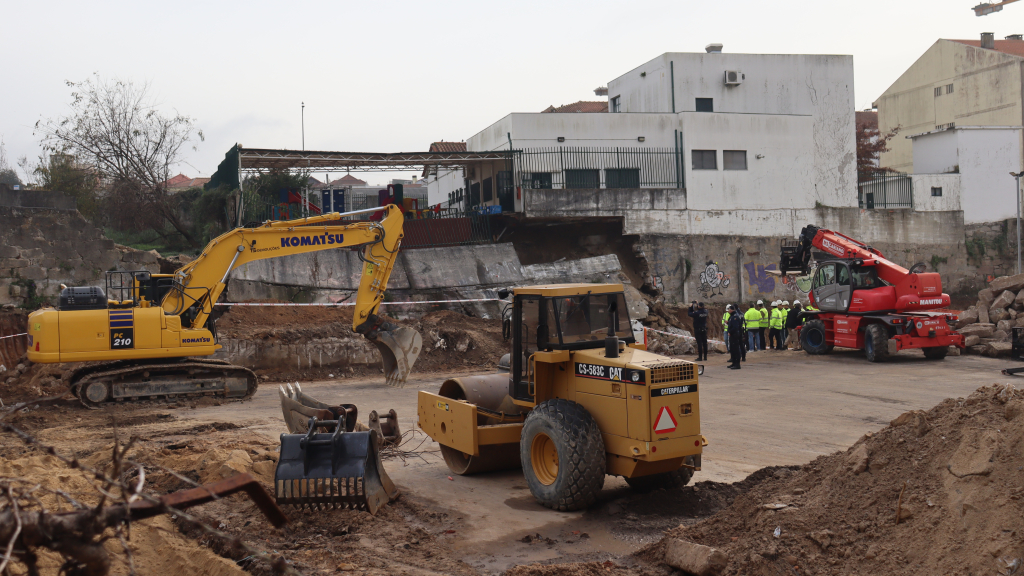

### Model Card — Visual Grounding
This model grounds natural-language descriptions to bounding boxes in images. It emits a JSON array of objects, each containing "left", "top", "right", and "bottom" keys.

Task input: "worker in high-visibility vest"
[
  {"left": 757, "top": 300, "right": 769, "bottom": 352},
  {"left": 744, "top": 303, "right": 763, "bottom": 352},
  {"left": 721, "top": 307, "right": 732, "bottom": 354},
  {"left": 779, "top": 300, "right": 790, "bottom": 350},
  {"left": 768, "top": 300, "right": 784, "bottom": 350}
]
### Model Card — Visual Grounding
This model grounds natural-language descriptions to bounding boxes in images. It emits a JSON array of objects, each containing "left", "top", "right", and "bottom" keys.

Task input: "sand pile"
[{"left": 651, "top": 384, "right": 1024, "bottom": 576}]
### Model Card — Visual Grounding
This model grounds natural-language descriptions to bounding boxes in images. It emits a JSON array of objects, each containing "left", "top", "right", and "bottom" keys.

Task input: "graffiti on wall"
[
  {"left": 743, "top": 262, "right": 778, "bottom": 294},
  {"left": 781, "top": 269, "right": 815, "bottom": 294},
  {"left": 698, "top": 261, "right": 731, "bottom": 298}
]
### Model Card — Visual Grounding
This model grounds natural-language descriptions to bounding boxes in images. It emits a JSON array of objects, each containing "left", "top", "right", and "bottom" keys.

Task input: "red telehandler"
[{"left": 779, "top": 225, "right": 965, "bottom": 362}]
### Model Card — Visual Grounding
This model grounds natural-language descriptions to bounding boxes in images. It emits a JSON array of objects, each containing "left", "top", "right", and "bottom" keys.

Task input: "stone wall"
[
  {"left": 964, "top": 219, "right": 1021, "bottom": 290},
  {"left": 0, "top": 205, "right": 160, "bottom": 307}
]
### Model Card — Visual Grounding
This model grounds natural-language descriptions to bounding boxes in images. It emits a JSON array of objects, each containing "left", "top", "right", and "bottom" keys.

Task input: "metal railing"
[
  {"left": 514, "top": 147, "right": 679, "bottom": 189},
  {"left": 858, "top": 169, "right": 913, "bottom": 209}
]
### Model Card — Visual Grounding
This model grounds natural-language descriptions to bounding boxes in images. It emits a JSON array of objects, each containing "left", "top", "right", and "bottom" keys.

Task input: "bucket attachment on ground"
[
  {"left": 279, "top": 383, "right": 359, "bottom": 434},
  {"left": 275, "top": 417, "right": 399, "bottom": 515},
  {"left": 368, "top": 409, "right": 401, "bottom": 448},
  {"left": 372, "top": 325, "right": 422, "bottom": 387}
]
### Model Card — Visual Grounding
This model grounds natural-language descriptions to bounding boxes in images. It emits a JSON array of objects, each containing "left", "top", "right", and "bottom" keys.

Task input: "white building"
[
  {"left": 908, "top": 126, "right": 1022, "bottom": 224},
  {"left": 466, "top": 46, "right": 857, "bottom": 215}
]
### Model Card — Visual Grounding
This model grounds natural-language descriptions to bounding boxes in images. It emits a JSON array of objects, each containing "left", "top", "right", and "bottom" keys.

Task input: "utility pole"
[
  {"left": 301, "top": 102, "right": 305, "bottom": 151},
  {"left": 1013, "top": 171, "right": 1024, "bottom": 275}
]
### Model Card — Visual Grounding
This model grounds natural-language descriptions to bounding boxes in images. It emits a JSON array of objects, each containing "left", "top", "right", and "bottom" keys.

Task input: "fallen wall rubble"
[{"left": 955, "top": 271, "right": 1024, "bottom": 357}]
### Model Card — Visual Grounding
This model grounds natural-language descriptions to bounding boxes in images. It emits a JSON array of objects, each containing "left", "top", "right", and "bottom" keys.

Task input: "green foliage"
[
  {"left": 929, "top": 255, "right": 948, "bottom": 271},
  {"left": 244, "top": 171, "right": 310, "bottom": 201},
  {"left": 32, "top": 153, "right": 101, "bottom": 219},
  {"left": 0, "top": 138, "right": 23, "bottom": 188},
  {"left": 966, "top": 236, "right": 987, "bottom": 262},
  {"left": 13, "top": 278, "right": 50, "bottom": 310}
]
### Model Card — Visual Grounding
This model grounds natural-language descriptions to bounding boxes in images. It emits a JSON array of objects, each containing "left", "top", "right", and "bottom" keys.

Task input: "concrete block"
[
  {"left": 990, "top": 309, "right": 1009, "bottom": 324},
  {"left": 1009, "top": 308, "right": 1018, "bottom": 320},
  {"left": 998, "top": 320, "right": 1013, "bottom": 333},
  {"left": 1015, "top": 288, "right": 1024, "bottom": 308},
  {"left": 978, "top": 288, "right": 995, "bottom": 307},
  {"left": 964, "top": 334, "right": 980, "bottom": 347},
  {"left": 20, "top": 267, "right": 47, "bottom": 281},
  {"left": 968, "top": 345, "right": 988, "bottom": 355},
  {"left": 664, "top": 539, "right": 728, "bottom": 576},
  {"left": 978, "top": 306, "right": 990, "bottom": 324},
  {"left": 947, "top": 346, "right": 961, "bottom": 356},
  {"left": 989, "top": 273, "right": 1024, "bottom": 294},
  {"left": 993, "top": 329, "right": 1010, "bottom": 342},
  {"left": 959, "top": 323, "right": 995, "bottom": 338},
  {"left": 985, "top": 342, "right": 1013, "bottom": 357},
  {"left": 956, "top": 307, "right": 979, "bottom": 327},
  {"left": 992, "top": 290, "right": 1016, "bottom": 310}
]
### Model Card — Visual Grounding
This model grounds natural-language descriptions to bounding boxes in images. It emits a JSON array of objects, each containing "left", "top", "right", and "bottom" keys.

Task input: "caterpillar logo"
[
  {"left": 280, "top": 234, "right": 344, "bottom": 248},
  {"left": 182, "top": 337, "right": 212, "bottom": 344}
]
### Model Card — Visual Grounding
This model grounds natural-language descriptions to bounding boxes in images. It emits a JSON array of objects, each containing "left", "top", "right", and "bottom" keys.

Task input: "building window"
[
  {"left": 695, "top": 98, "right": 714, "bottom": 112},
  {"left": 723, "top": 150, "right": 747, "bottom": 170},
  {"left": 934, "top": 86, "right": 942, "bottom": 97},
  {"left": 611, "top": 96, "right": 621, "bottom": 113},
  {"left": 606, "top": 168, "right": 640, "bottom": 189},
  {"left": 565, "top": 169, "right": 600, "bottom": 189},
  {"left": 936, "top": 122, "right": 955, "bottom": 130},
  {"left": 691, "top": 150, "right": 717, "bottom": 170},
  {"left": 526, "top": 172, "right": 552, "bottom": 189},
  {"left": 946, "top": 83, "right": 953, "bottom": 94},
  {"left": 931, "top": 186, "right": 943, "bottom": 197}
]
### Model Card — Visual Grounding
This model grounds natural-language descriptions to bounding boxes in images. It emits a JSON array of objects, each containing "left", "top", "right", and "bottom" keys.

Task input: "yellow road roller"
[{"left": 417, "top": 284, "right": 706, "bottom": 511}]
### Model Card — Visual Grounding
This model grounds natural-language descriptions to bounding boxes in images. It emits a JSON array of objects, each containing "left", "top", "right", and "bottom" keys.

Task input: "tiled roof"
[
  {"left": 429, "top": 141, "right": 467, "bottom": 153},
  {"left": 541, "top": 101, "right": 608, "bottom": 113},
  {"left": 164, "top": 174, "right": 211, "bottom": 189},
  {"left": 856, "top": 110, "right": 878, "bottom": 130},
  {"left": 329, "top": 174, "right": 367, "bottom": 186},
  {"left": 164, "top": 174, "right": 191, "bottom": 187},
  {"left": 947, "top": 38, "right": 1024, "bottom": 58}
]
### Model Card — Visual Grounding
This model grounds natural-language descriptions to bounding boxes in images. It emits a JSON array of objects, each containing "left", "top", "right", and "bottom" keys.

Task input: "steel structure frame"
[{"left": 238, "top": 146, "right": 511, "bottom": 174}]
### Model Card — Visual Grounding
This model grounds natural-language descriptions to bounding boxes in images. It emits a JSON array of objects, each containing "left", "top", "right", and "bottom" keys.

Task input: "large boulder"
[
  {"left": 984, "top": 341, "right": 1013, "bottom": 357},
  {"left": 993, "top": 329, "right": 1010, "bottom": 342},
  {"left": 990, "top": 309, "right": 1010, "bottom": 324},
  {"left": 1016, "top": 288, "right": 1024, "bottom": 309},
  {"left": 968, "top": 345, "right": 989, "bottom": 355},
  {"left": 978, "top": 288, "right": 995, "bottom": 307},
  {"left": 997, "top": 320, "right": 1013, "bottom": 333},
  {"left": 1015, "top": 316, "right": 1024, "bottom": 328},
  {"left": 979, "top": 306, "right": 990, "bottom": 324},
  {"left": 959, "top": 323, "right": 995, "bottom": 338},
  {"left": 1009, "top": 308, "right": 1019, "bottom": 320},
  {"left": 989, "top": 273, "right": 1024, "bottom": 294},
  {"left": 664, "top": 539, "right": 729, "bottom": 576},
  {"left": 957, "top": 307, "right": 979, "bottom": 328},
  {"left": 964, "top": 334, "right": 980, "bottom": 347},
  {"left": 992, "top": 290, "right": 1017, "bottom": 310}
]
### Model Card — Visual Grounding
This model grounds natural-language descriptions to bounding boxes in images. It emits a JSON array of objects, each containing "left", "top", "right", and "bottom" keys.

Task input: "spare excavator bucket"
[
  {"left": 279, "top": 383, "right": 359, "bottom": 434},
  {"left": 275, "top": 417, "right": 399, "bottom": 515},
  {"left": 372, "top": 326, "right": 422, "bottom": 387}
]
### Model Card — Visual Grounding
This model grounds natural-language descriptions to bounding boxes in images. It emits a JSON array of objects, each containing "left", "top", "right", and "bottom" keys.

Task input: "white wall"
[
  {"left": 468, "top": 113, "right": 680, "bottom": 151},
  {"left": 911, "top": 174, "right": 961, "bottom": 212},
  {"left": 424, "top": 168, "right": 463, "bottom": 205},
  {"left": 608, "top": 52, "right": 857, "bottom": 207},
  {"left": 957, "top": 127, "right": 1022, "bottom": 224},
  {"left": 911, "top": 129, "right": 959, "bottom": 174},
  {"left": 681, "top": 112, "right": 814, "bottom": 211}
]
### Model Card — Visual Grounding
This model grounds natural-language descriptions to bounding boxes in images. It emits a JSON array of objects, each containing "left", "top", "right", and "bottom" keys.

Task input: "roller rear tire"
[{"left": 520, "top": 399, "right": 606, "bottom": 511}]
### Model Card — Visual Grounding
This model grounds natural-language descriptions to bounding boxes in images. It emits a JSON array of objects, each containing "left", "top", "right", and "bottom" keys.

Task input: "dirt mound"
[
  {"left": 216, "top": 301, "right": 356, "bottom": 341},
  {"left": 1, "top": 355, "right": 71, "bottom": 405},
  {"left": 648, "top": 384, "right": 1024, "bottom": 576},
  {"left": 407, "top": 309, "right": 506, "bottom": 372}
]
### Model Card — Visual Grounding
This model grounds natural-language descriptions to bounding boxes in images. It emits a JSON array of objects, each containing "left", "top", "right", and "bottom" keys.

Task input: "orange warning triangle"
[{"left": 653, "top": 406, "right": 677, "bottom": 434}]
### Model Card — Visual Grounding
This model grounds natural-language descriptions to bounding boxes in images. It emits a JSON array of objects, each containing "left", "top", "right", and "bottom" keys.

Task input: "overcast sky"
[{"left": 1, "top": 0, "right": 1018, "bottom": 186}]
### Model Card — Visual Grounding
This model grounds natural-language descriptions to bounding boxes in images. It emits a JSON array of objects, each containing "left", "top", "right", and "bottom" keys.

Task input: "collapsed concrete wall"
[
  {"left": 227, "top": 243, "right": 649, "bottom": 320},
  {"left": 0, "top": 205, "right": 161, "bottom": 307}
]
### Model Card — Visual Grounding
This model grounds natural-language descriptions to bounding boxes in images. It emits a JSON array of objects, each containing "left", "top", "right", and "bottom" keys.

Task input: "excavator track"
[{"left": 69, "top": 358, "right": 258, "bottom": 409}]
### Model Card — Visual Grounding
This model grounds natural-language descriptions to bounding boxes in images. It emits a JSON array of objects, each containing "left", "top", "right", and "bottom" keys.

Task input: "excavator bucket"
[
  {"left": 368, "top": 409, "right": 401, "bottom": 448},
  {"left": 275, "top": 417, "right": 399, "bottom": 515},
  {"left": 279, "top": 383, "right": 359, "bottom": 434},
  {"left": 372, "top": 326, "right": 422, "bottom": 387}
]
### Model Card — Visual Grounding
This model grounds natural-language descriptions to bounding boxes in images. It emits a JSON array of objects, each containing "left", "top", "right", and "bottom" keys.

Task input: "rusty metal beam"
[{"left": 238, "top": 146, "right": 511, "bottom": 173}]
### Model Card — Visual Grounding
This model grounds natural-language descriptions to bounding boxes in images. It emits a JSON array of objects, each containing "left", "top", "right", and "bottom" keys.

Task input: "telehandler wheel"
[
  {"left": 923, "top": 346, "right": 949, "bottom": 360},
  {"left": 624, "top": 456, "right": 696, "bottom": 493},
  {"left": 864, "top": 323, "right": 890, "bottom": 363},
  {"left": 520, "top": 399, "right": 606, "bottom": 511},
  {"left": 801, "top": 320, "right": 830, "bottom": 355}
]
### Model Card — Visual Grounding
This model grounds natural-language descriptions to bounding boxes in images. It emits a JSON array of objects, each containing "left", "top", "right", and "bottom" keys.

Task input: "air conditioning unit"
[{"left": 724, "top": 70, "right": 744, "bottom": 86}]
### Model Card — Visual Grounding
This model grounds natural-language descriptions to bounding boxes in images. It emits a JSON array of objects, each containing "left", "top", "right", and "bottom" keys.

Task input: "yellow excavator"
[
  {"left": 25, "top": 205, "right": 422, "bottom": 407},
  {"left": 418, "top": 283, "right": 705, "bottom": 511}
]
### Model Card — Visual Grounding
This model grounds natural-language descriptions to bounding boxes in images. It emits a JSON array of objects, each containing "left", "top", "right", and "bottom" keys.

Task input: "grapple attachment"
[
  {"left": 368, "top": 409, "right": 401, "bottom": 448},
  {"left": 275, "top": 417, "right": 399, "bottom": 515},
  {"left": 279, "top": 383, "right": 359, "bottom": 434},
  {"left": 372, "top": 326, "right": 423, "bottom": 387}
]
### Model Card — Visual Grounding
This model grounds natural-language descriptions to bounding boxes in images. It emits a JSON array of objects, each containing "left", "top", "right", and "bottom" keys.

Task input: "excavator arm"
[{"left": 162, "top": 204, "right": 421, "bottom": 385}]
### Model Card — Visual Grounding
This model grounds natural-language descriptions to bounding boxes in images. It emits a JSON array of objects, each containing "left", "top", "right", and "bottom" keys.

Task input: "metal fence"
[
  {"left": 514, "top": 147, "right": 680, "bottom": 189},
  {"left": 858, "top": 169, "right": 913, "bottom": 209}
]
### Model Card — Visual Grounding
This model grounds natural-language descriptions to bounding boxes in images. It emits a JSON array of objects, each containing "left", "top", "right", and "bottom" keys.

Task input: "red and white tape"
[
  {"left": 0, "top": 333, "right": 27, "bottom": 340},
  {"left": 215, "top": 298, "right": 501, "bottom": 307}
]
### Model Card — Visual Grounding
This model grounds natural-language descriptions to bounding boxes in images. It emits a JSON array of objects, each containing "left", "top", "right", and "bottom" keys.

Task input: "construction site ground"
[{"left": 1, "top": 341, "right": 1016, "bottom": 575}]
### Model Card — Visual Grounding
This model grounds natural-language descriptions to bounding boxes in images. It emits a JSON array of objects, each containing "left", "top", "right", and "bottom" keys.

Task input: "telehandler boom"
[{"left": 26, "top": 205, "right": 422, "bottom": 406}]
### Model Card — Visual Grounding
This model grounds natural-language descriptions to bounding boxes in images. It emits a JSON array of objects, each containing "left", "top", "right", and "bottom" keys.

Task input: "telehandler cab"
[{"left": 418, "top": 284, "right": 706, "bottom": 511}]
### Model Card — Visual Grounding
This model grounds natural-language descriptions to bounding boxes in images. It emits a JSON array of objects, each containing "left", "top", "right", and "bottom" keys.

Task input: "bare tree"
[
  {"left": 35, "top": 75, "right": 204, "bottom": 246},
  {"left": 0, "top": 137, "right": 23, "bottom": 188}
]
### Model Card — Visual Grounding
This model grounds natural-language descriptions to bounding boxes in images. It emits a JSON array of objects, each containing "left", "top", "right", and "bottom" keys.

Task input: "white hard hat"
[
  {"left": 757, "top": 300, "right": 764, "bottom": 305},
  {"left": 782, "top": 300, "right": 789, "bottom": 306},
  {"left": 793, "top": 300, "right": 801, "bottom": 305}
]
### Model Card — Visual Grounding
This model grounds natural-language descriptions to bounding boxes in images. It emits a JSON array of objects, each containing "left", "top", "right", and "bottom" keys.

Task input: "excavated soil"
[{"left": 635, "top": 383, "right": 1024, "bottom": 576}]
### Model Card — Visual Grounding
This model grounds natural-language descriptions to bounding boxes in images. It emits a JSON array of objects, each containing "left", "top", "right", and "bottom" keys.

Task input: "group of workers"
[{"left": 715, "top": 299, "right": 814, "bottom": 369}]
